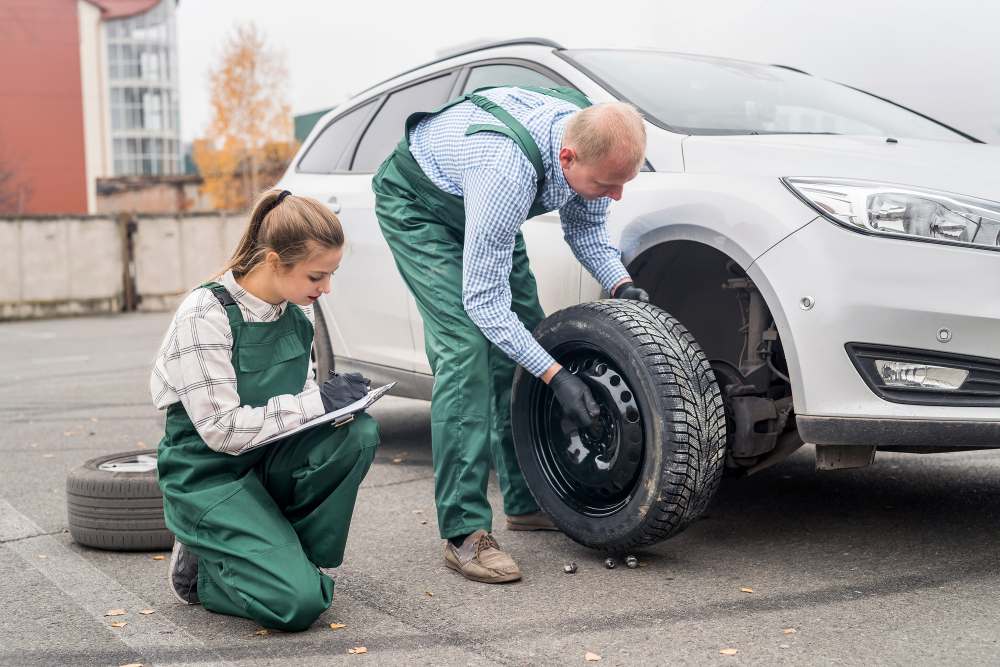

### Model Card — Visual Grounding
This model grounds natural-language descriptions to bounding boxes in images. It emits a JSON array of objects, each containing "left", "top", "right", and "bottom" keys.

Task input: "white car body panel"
[
  {"left": 751, "top": 217, "right": 1000, "bottom": 420},
  {"left": 280, "top": 41, "right": 1000, "bottom": 445},
  {"left": 682, "top": 134, "right": 1000, "bottom": 201}
]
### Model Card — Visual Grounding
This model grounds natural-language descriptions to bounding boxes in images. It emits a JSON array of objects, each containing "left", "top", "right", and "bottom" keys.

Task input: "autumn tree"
[{"left": 194, "top": 23, "right": 296, "bottom": 211}]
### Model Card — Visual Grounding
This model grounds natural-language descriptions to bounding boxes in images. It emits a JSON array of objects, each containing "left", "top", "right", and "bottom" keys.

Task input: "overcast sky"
[{"left": 175, "top": 0, "right": 1000, "bottom": 144}]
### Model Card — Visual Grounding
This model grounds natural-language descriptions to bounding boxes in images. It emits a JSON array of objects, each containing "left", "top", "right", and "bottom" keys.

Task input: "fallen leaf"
[
  {"left": 720, "top": 648, "right": 738, "bottom": 656},
  {"left": 255, "top": 629, "right": 269, "bottom": 636},
  {"left": 420, "top": 520, "right": 428, "bottom": 525},
  {"left": 120, "top": 663, "right": 143, "bottom": 667},
  {"left": 783, "top": 628, "right": 796, "bottom": 635},
  {"left": 585, "top": 652, "right": 602, "bottom": 662},
  {"left": 110, "top": 621, "right": 128, "bottom": 628},
  {"left": 740, "top": 587, "right": 754, "bottom": 593},
  {"left": 90, "top": 417, "right": 99, "bottom": 423},
  {"left": 64, "top": 431, "right": 75, "bottom": 437},
  {"left": 136, "top": 441, "right": 146, "bottom": 448},
  {"left": 348, "top": 646, "right": 368, "bottom": 654},
  {"left": 105, "top": 609, "right": 126, "bottom": 617},
  {"left": 152, "top": 555, "right": 166, "bottom": 561},
  {"left": 42, "top": 454, "right": 54, "bottom": 459},
  {"left": 139, "top": 609, "right": 155, "bottom": 615},
  {"left": 37, "top": 554, "right": 47, "bottom": 559},
  {"left": 329, "top": 623, "right": 346, "bottom": 630}
]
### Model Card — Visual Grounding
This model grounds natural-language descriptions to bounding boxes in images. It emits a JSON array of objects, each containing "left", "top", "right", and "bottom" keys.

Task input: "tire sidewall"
[{"left": 67, "top": 449, "right": 161, "bottom": 487}]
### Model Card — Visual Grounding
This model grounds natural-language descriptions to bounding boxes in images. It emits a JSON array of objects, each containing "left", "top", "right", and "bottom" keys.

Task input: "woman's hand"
[{"left": 320, "top": 372, "right": 371, "bottom": 412}]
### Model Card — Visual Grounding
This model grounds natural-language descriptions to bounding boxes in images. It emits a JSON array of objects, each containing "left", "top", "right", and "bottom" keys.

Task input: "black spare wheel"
[
  {"left": 67, "top": 449, "right": 173, "bottom": 551},
  {"left": 511, "top": 300, "right": 727, "bottom": 553}
]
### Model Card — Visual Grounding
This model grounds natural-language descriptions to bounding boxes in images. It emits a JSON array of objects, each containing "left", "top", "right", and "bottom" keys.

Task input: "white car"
[{"left": 281, "top": 38, "right": 1000, "bottom": 548}]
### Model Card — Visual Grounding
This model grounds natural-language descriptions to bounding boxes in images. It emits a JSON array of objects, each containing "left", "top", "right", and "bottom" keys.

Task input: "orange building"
[{"left": 0, "top": 0, "right": 180, "bottom": 215}]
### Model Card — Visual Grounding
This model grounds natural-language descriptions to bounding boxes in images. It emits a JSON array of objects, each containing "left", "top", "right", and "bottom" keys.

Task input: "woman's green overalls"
[
  {"left": 371, "top": 87, "right": 590, "bottom": 540},
  {"left": 157, "top": 283, "right": 379, "bottom": 632}
]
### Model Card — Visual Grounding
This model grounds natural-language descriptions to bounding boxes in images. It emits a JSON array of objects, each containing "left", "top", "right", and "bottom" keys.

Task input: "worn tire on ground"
[
  {"left": 511, "top": 300, "right": 727, "bottom": 553},
  {"left": 66, "top": 449, "right": 172, "bottom": 551}
]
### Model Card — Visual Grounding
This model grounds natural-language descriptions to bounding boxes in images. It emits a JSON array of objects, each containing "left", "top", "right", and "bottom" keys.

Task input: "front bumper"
[{"left": 749, "top": 215, "right": 1000, "bottom": 445}]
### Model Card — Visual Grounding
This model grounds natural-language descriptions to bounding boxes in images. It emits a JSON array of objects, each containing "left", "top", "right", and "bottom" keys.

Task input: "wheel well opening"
[
  {"left": 629, "top": 240, "right": 799, "bottom": 472},
  {"left": 629, "top": 241, "right": 746, "bottom": 369}
]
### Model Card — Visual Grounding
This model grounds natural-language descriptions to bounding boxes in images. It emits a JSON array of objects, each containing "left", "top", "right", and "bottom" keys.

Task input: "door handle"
[{"left": 327, "top": 195, "right": 341, "bottom": 214}]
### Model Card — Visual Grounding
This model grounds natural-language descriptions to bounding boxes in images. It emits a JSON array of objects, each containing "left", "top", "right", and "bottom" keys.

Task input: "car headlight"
[{"left": 783, "top": 177, "right": 1000, "bottom": 250}]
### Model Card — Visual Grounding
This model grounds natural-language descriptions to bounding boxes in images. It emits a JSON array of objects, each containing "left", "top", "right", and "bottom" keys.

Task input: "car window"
[
  {"left": 351, "top": 74, "right": 455, "bottom": 172},
  {"left": 297, "top": 101, "right": 375, "bottom": 173},
  {"left": 461, "top": 64, "right": 561, "bottom": 94},
  {"left": 564, "top": 49, "right": 970, "bottom": 142}
]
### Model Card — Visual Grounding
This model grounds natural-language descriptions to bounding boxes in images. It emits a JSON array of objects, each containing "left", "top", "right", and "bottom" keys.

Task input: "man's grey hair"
[{"left": 564, "top": 102, "right": 646, "bottom": 170}]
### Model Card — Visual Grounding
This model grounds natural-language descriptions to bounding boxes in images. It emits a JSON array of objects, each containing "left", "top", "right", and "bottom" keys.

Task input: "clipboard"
[{"left": 257, "top": 382, "right": 396, "bottom": 447}]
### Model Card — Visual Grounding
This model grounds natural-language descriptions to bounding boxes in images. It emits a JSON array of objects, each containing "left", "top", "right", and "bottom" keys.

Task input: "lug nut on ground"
[
  {"left": 604, "top": 557, "right": 616, "bottom": 569},
  {"left": 625, "top": 555, "right": 639, "bottom": 569},
  {"left": 563, "top": 562, "right": 578, "bottom": 574}
]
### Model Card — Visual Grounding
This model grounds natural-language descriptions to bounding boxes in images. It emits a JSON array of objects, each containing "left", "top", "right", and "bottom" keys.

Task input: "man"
[{"left": 373, "top": 86, "right": 649, "bottom": 584}]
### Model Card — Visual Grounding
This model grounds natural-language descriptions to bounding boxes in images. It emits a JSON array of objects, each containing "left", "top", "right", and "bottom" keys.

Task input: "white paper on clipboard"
[{"left": 257, "top": 382, "right": 396, "bottom": 447}]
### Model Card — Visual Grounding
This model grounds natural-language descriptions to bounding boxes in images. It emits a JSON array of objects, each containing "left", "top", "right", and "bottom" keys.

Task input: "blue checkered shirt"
[{"left": 409, "top": 87, "right": 630, "bottom": 377}]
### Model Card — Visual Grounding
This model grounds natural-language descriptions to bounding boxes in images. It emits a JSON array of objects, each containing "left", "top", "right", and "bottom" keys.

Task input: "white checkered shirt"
[
  {"left": 408, "top": 87, "right": 630, "bottom": 377},
  {"left": 150, "top": 270, "right": 325, "bottom": 455}
]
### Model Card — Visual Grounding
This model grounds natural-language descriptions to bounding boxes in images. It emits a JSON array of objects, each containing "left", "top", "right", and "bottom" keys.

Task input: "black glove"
[
  {"left": 320, "top": 372, "right": 370, "bottom": 412},
  {"left": 612, "top": 281, "right": 650, "bottom": 302},
  {"left": 549, "top": 369, "right": 601, "bottom": 430}
]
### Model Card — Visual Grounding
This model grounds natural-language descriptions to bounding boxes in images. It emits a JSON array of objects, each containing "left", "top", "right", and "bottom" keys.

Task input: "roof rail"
[{"left": 353, "top": 37, "right": 565, "bottom": 99}]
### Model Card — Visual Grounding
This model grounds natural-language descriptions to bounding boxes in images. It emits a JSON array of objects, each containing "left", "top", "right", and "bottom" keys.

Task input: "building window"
[{"left": 105, "top": 0, "right": 180, "bottom": 176}]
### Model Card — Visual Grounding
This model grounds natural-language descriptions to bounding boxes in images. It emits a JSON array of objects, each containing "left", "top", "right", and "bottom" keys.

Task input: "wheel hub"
[{"left": 530, "top": 351, "right": 646, "bottom": 517}]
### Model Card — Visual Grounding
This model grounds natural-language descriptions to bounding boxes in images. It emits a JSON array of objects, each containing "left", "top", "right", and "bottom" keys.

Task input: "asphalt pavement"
[{"left": 1, "top": 312, "right": 999, "bottom": 666}]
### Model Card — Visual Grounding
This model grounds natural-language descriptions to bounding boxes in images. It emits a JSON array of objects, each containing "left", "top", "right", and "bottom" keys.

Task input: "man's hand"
[
  {"left": 611, "top": 280, "right": 650, "bottom": 302},
  {"left": 320, "top": 372, "right": 370, "bottom": 413},
  {"left": 548, "top": 368, "right": 601, "bottom": 430}
]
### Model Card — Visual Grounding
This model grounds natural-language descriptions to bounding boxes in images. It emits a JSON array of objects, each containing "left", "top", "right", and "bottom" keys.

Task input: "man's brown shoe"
[
  {"left": 444, "top": 530, "right": 522, "bottom": 583},
  {"left": 506, "top": 511, "right": 558, "bottom": 531}
]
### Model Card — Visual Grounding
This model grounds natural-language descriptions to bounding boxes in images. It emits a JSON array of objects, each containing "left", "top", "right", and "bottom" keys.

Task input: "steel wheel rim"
[
  {"left": 98, "top": 453, "right": 157, "bottom": 473},
  {"left": 529, "top": 345, "right": 646, "bottom": 517}
]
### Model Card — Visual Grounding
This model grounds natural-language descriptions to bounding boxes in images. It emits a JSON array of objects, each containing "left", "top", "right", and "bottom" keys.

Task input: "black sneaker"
[{"left": 168, "top": 539, "right": 200, "bottom": 604}]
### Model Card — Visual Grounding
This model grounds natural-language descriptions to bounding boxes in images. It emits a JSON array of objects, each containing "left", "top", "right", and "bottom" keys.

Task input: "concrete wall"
[
  {"left": 133, "top": 213, "right": 245, "bottom": 311},
  {"left": 1, "top": 213, "right": 243, "bottom": 320}
]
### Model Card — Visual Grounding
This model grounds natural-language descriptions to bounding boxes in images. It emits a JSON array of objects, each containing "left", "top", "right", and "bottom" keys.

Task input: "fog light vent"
[
  {"left": 846, "top": 343, "right": 1000, "bottom": 407},
  {"left": 874, "top": 360, "right": 968, "bottom": 390}
]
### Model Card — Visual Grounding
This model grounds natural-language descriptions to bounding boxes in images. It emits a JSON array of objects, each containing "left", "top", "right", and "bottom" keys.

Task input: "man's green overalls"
[
  {"left": 372, "top": 87, "right": 590, "bottom": 540},
  {"left": 157, "top": 283, "right": 379, "bottom": 632}
]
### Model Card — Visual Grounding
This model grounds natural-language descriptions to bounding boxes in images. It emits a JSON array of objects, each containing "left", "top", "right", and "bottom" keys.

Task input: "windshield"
[{"left": 564, "top": 49, "right": 971, "bottom": 142}]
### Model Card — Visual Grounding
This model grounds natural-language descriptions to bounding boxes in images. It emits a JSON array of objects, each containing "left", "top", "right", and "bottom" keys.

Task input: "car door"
[
  {"left": 282, "top": 99, "right": 377, "bottom": 363},
  {"left": 408, "top": 60, "right": 586, "bottom": 374},
  {"left": 332, "top": 71, "right": 457, "bottom": 371}
]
